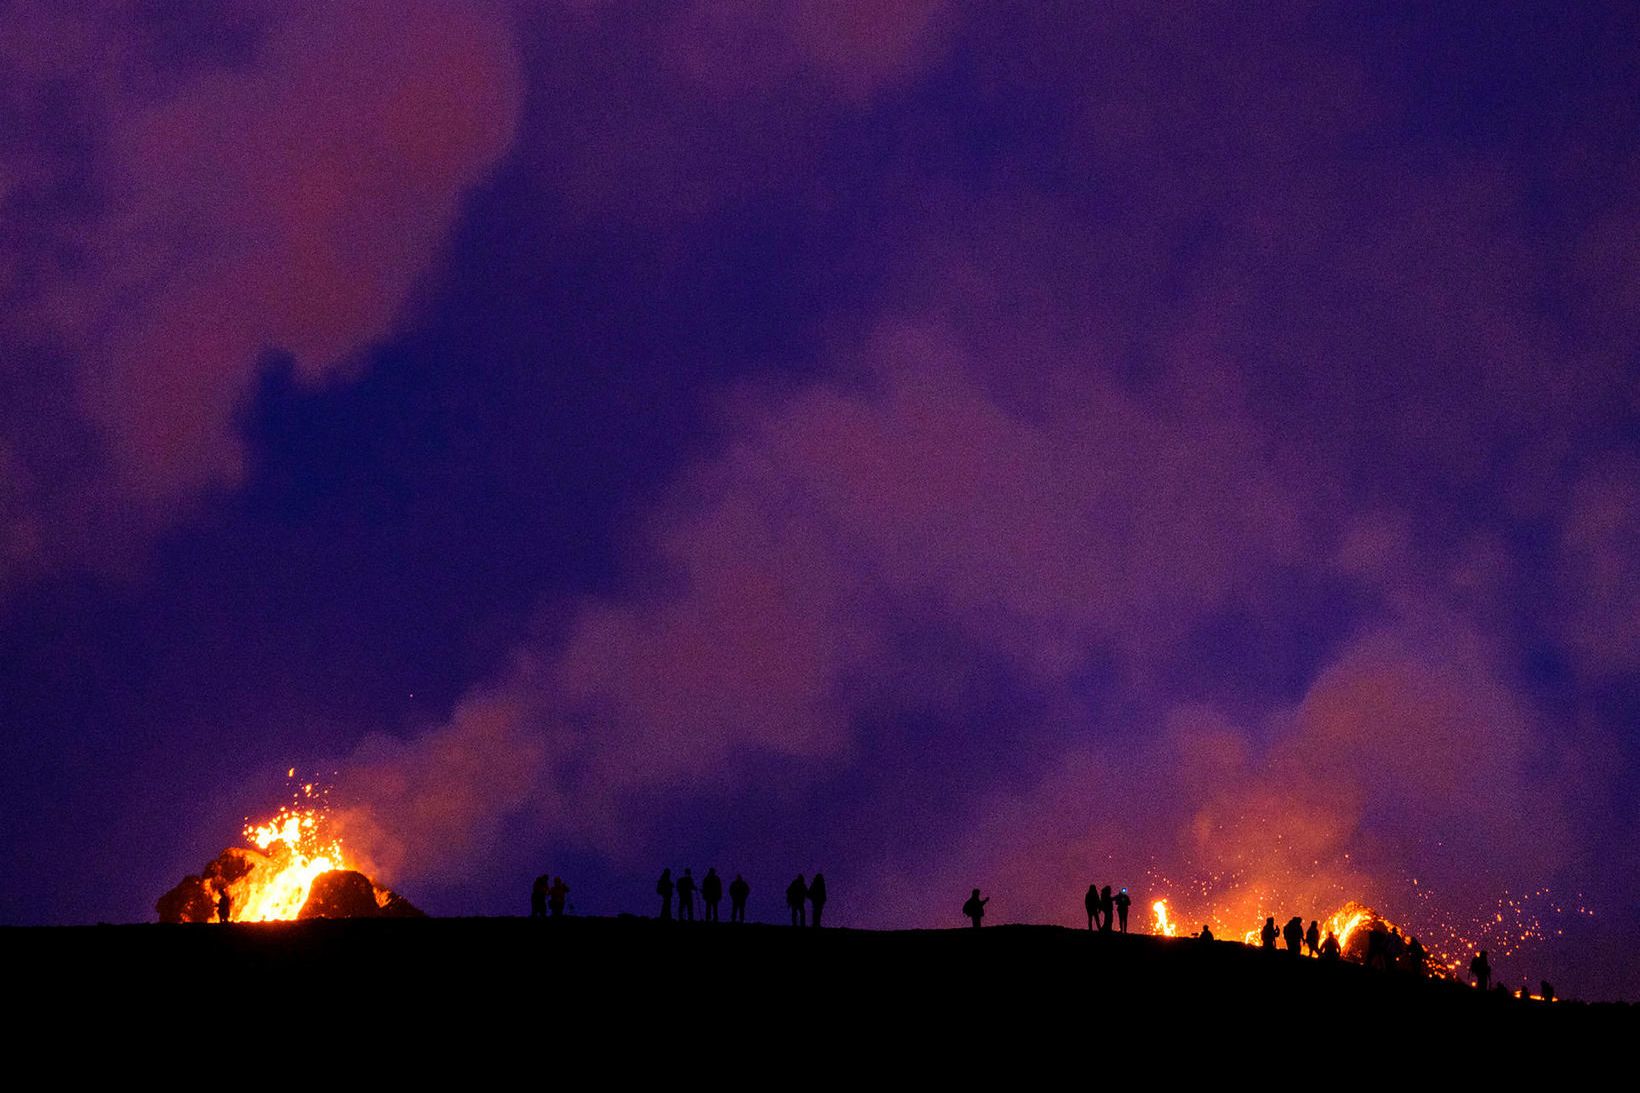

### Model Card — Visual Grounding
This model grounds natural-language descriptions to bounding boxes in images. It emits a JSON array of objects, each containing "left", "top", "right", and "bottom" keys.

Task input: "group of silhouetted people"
[
  {"left": 1363, "top": 922, "right": 1426, "bottom": 975},
  {"left": 1258, "top": 915, "right": 1338, "bottom": 960},
  {"left": 785, "top": 873, "right": 826, "bottom": 927},
  {"left": 1082, "top": 884, "right": 1132, "bottom": 932},
  {"left": 530, "top": 873, "right": 571, "bottom": 918},
  {"left": 528, "top": 871, "right": 1544, "bottom": 998},
  {"left": 1250, "top": 914, "right": 1429, "bottom": 977},
  {"left": 655, "top": 867, "right": 752, "bottom": 924}
]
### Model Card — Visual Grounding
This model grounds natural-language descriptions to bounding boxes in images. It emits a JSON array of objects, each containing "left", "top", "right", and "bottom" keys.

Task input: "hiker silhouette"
[
  {"left": 1099, "top": 886, "right": 1114, "bottom": 933},
  {"left": 530, "top": 873, "right": 550, "bottom": 919},
  {"left": 1365, "top": 923, "right": 1388, "bottom": 970},
  {"left": 786, "top": 875, "right": 808, "bottom": 927},
  {"left": 729, "top": 874, "right": 750, "bottom": 923},
  {"left": 217, "top": 889, "right": 231, "bottom": 924},
  {"left": 657, "top": 868, "right": 674, "bottom": 921},
  {"left": 677, "top": 868, "right": 696, "bottom": 922},
  {"left": 1260, "top": 916, "right": 1279, "bottom": 951},
  {"left": 1385, "top": 927, "right": 1406, "bottom": 971},
  {"left": 808, "top": 873, "right": 827, "bottom": 928},
  {"left": 1470, "top": 950, "right": 1491, "bottom": 991},
  {"left": 1084, "top": 884, "right": 1101, "bottom": 931},
  {"left": 1198, "top": 925, "right": 1214, "bottom": 941},
  {"left": 1114, "top": 888, "right": 1131, "bottom": 933},
  {"left": 963, "top": 888, "right": 988, "bottom": 928},
  {"left": 1304, "top": 920, "right": 1320, "bottom": 957},
  {"left": 1320, "top": 931, "right": 1341, "bottom": 961},
  {"left": 549, "top": 876, "right": 569, "bottom": 917},
  {"left": 702, "top": 868, "right": 722, "bottom": 923},
  {"left": 1283, "top": 916, "right": 1304, "bottom": 955}
]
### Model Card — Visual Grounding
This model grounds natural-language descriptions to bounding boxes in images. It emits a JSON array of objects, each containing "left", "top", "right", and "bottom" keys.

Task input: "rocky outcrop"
[{"left": 298, "top": 869, "right": 425, "bottom": 919}]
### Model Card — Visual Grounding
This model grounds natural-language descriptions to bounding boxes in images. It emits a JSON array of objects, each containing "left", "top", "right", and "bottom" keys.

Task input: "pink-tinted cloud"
[
  {"left": 77, "top": 1, "right": 522, "bottom": 508},
  {"left": 879, "top": 621, "right": 1564, "bottom": 948},
  {"left": 335, "top": 262, "right": 1316, "bottom": 885},
  {"left": 662, "top": 0, "right": 951, "bottom": 104},
  {"left": 0, "top": 0, "right": 522, "bottom": 579},
  {"left": 518, "top": 0, "right": 951, "bottom": 223},
  {"left": 1556, "top": 456, "right": 1640, "bottom": 680}
]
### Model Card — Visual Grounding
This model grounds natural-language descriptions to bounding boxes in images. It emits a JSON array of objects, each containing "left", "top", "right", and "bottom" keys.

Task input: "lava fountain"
[{"left": 157, "top": 778, "right": 420, "bottom": 922}]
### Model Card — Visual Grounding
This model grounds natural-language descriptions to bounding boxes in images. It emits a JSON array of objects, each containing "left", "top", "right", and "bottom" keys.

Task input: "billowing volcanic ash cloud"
[
  {"left": 0, "top": 0, "right": 520, "bottom": 588},
  {"left": 325, "top": 2, "right": 1640, "bottom": 987}
]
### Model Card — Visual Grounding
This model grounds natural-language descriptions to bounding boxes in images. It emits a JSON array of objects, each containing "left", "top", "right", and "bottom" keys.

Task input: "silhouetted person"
[
  {"left": 217, "top": 889, "right": 231, "bottom": 924},
  {"left": 1385, "top": 927, "right": 1406, "bottom": 971},
  {"left": 657, "top": 868, "right": 674, "bottom": 921},
  {"left": 1305, "top": 920, "right": 1320, "bottom": 957},
  {"left": 702, "top": 867, "right": 722, "bottom": 923},
  {"left": 1198, "top": 925, "right": 1214, "bottom": 941},
  {"left": 1320, "top": 931, "right": 1341, "bottom": 961},
  {"left": 1282, "top": 915, "right": 1304, "bottom": 956},
  {"left": 963, "top": 888, "right": 988, "bottom": 928},
  {"left": 549, "top": 876, "right": 569, "bottom": 917},
  {"left": 1407, "top": 936, "right": 1427, "bottom": 977},
  {"left": 1365, "top": 924, "right": 1388, "bottom": 971},
  {"left": 531, "top": 873, "right": 550, "bottom": 918},
  {"left": 787, "top": 875, "right": 807, "bottom": 927},
  {"left": 1099, "top": 886, "right": 1114, "bottom": 933},
  {"left": 1084, "top": 884, "right": 1101, "bottom": 931},
  {"left": 808, "top": 873, "right": 827, "bottom": 928},
  {"left": 1469, "top": 950, "right": 1491, "bottom": 991},
  {"left": 1260, "top": 916, "right": 1279, "bottom": 951},
  {"left": 729, "top": 874, "right": 750, "bottom": 923},
  {"left": 1114, "top": 888, "right": 1132, "bottom": 933},
  {"left": 677, "top": 868, "right": 696, "bottom": 922}
]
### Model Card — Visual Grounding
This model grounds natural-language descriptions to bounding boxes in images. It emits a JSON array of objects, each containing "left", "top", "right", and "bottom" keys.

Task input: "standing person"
[
  {"left": 1407, "top": 936, "right": 1427, "bottom": 977},
  {"left": 1114, "top": 888, "right": 1132, "bottom": 933},
  {"left": 1084, "top": 884, "right": 1102, "bottom": 931},
  {"left": 530, "top": 874, "right": 550, "bottom": 919},
  {"left": 1099, "top": 886, "right": 1114, "bottom": 933},
  {"left": 701, "top": 868, "right": 723, "bottom": 923},
  {"left": 1282, "top": 916, "right": 1304, "bottom": 956},
  {"left": 729, "top": 874, "right": 750, "bottom": 923},
  {"left": 549, "top": 876, "right": 569, "bottom": 918},
  {"left": 1304, "top": 920, "right": 1321, "bottom": 957},
  {"left": 1320, "top": 931, "right": 1341, "bottom": 960},
  {"left": 1469, "top": 950, "right": 1492, "bottom": 991},
  {"left": 657, "top": 868, "right": 674, "bottom": 921},
  {"left": 677, "top": 868, "right": 697, "bottom": 922},
  {"left": 217, "top": 888, "right": 232, "bottom": 924},
  {"left": 786, "top": 875, "right": 808, "bottom": 927},
  {"left": 962, "top": 888, "right": 988, "bottom": 928},
  {"left": 1260, "top": 916, "right": 1279, "bottom": 951},
  {"left": 808, "top": 872, "right": 828, "bottom": 928}
]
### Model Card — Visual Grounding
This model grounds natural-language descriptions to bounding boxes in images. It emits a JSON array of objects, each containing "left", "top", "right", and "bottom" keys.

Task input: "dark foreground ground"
[{"left": 6, "top": 917, "right": 1633, "bottom": 1066}]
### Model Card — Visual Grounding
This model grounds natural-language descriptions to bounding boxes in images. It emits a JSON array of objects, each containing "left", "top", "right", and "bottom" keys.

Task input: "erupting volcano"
[{"left": 156, "top": 780, "right": 420, "bottom": 923}]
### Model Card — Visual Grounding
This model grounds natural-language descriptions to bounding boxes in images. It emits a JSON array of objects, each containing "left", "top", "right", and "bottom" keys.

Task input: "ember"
[{"left": 157, "top": 781, "right": 420, "bottom": 922}]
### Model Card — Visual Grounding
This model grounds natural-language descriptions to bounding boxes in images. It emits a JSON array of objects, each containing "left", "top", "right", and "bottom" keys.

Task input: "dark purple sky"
[{"left": 3, "top": 2, "right": 1638, "bottom": 997}]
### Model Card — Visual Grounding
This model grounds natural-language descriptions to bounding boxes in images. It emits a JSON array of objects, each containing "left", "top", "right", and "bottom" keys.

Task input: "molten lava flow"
[
  {"left": 156, "top": 778, "right": 422, "bottom": 923},
  {"left": 234, "top": 803, "right": 349, "bottom": 922},
  {"left": 1153, "top": 891, "right": 1420, "bottom": 964},
  {"left": 1321, "top": 901, "right": 1372, "bottom": 953}
]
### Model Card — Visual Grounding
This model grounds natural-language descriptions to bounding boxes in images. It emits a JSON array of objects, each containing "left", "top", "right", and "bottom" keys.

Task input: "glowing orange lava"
[
  {"left": 232, "top": 804, "right": 351, "bottom": 921},
  {"left": 208, "top": 780, "right": 357, "bottom": 922}
]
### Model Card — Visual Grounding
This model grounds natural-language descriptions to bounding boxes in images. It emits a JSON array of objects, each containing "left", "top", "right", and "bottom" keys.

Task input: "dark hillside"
[{"left": 7, "top": 916, "right": 1631, "bottom": 1058}]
